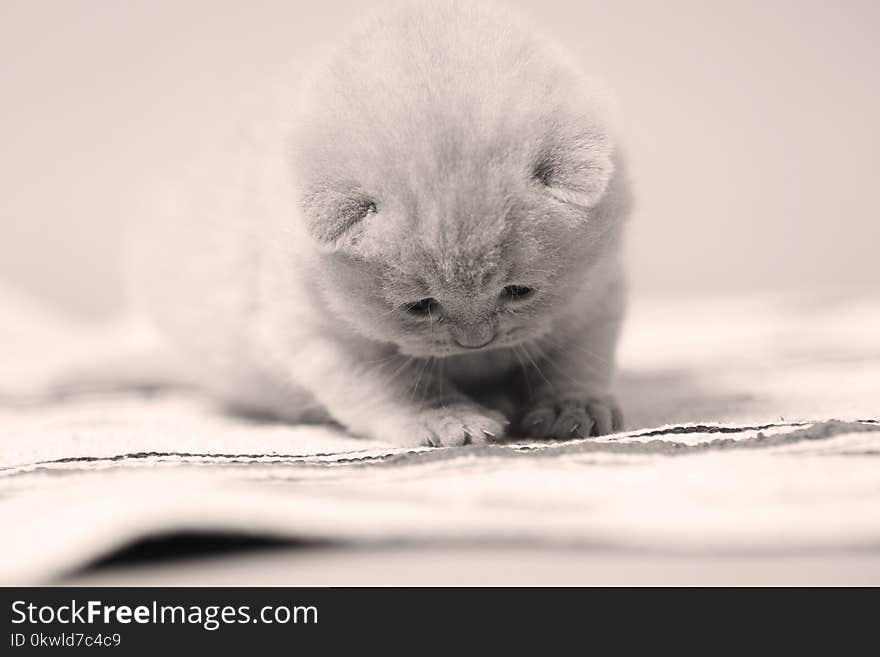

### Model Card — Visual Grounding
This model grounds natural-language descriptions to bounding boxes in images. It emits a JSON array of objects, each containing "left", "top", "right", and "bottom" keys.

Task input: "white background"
[{"left": 1, "top": 0, "right": 878, "bottom": 319}]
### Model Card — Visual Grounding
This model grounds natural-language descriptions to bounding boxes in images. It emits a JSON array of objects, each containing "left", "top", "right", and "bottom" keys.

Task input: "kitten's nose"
[{"left": 451, "top": 323, "right": 496, "bottom": 349}]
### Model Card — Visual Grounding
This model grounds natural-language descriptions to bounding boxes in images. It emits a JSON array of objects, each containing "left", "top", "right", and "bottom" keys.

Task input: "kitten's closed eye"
[
  {"left": 402, "top": 298, "right": 440, "bottom": 317},
  {"left": 500, "top": 285, "right": 535, "bottom": 302}
]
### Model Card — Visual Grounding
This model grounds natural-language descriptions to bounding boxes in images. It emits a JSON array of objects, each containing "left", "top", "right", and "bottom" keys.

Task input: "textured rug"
[{"left": 1, "top": 287, "right": 878, "bottom": 584}]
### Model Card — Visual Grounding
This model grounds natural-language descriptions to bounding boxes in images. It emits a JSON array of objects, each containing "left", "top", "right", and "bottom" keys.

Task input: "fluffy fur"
[{"left": 130, "top": 0, "right": 633, "bottom": 446}]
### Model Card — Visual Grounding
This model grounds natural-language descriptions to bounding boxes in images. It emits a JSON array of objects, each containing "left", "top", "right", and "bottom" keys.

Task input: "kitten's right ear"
[
  {"left": 300, "top": 187, "right": 377, "bottom": 249},
  {"left": 531, "top": 129, "right": 615, "bottom": 210}
]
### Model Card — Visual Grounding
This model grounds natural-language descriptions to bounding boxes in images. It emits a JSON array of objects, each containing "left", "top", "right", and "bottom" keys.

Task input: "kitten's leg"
[
  {"left": 517, "top": 303, "right": 625, "bottom": 439},
  {"left": 281, "top": 337, "right": 506, "bottom": 447}
]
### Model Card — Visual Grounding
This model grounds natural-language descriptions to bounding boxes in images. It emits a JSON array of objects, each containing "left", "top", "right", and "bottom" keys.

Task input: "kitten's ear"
[
  {"left": 531, "top": 130, "right": 615, "bottom": 209},
  {"left": 300, "top": 186, "right": 376, "bottom": 249}
]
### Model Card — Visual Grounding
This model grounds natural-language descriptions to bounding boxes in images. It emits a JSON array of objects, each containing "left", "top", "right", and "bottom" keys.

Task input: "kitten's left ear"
[
  {"left": 531, "top": 129, "right": 615, "bottom": 209},
  {"left": 300, "top": 185, "right": 377, "bottom": 251}
]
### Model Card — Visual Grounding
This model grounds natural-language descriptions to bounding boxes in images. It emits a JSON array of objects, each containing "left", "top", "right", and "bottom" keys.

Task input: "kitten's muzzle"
[{"left": 450, "top": 323, "right": 497, "bottom": 349}]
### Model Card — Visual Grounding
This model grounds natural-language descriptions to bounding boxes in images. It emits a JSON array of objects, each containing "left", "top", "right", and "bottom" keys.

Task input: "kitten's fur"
[{"left": 131, "top": 0, "right": 632, "bottom": 446}]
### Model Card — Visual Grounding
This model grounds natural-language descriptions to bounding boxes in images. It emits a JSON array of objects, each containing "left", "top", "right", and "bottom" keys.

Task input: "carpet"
[{"left": 1, "top": 287, "right": 878, "bottom": 584}]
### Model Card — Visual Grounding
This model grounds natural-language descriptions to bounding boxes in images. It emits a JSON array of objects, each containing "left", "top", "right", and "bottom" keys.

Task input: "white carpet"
[{"left": 1, "top": 287, "right": 878, "bottom": 584}]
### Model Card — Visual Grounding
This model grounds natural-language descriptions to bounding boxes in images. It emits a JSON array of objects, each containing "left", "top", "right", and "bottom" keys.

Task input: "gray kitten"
[{"left": 130, "top": 0, "right": 632, "bottom": 447}]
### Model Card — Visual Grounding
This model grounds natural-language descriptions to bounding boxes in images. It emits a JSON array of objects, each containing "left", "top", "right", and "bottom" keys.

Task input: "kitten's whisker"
[
  {"left": 438, "top": 358, "right": 451, "bottom": 408},
  {"left": 517, "top": 344, "right": 553, "bottom": 388},
  {"left": 409, "top": 356, "right": 431, "bottom": 401},
  {"left": 528, "top": 342, "right": 591, "bottom": 387},
  {"left": 539, "top": 333, "right": 611, "bottom": 367},
  {"left": 385, "top": 356, "right": 415, "bottom": 387},
  {"left": 360, "top": 353, "right": 403, "bottom": 377},
  {"left": 512, "top": 345, "right": 533, "bottom": 399}
]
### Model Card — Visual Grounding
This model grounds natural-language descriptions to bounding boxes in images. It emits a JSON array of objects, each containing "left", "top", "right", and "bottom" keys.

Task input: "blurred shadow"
[
  {"left": 71, "top": 532, "right": 332, "bottom": 576},
  {"left": 617, "top": 368, "right": 758, "bottom": 429}
]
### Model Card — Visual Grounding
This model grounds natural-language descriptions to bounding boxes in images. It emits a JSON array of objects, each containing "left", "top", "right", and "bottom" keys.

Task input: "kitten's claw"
[
  {"left": 387, "top": 403, "right": 507, "bottom": 448},
  {"left": 520, "top": 394, "right": 623, "bottom": 440}
]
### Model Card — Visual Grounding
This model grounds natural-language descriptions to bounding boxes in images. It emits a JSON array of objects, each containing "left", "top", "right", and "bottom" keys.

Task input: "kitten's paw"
[
  {"left": 391, "top": 403, "right": 508, "bottom": 447},
  {"left": 520, "top": 394, "right": 623, "bottom": 439}
]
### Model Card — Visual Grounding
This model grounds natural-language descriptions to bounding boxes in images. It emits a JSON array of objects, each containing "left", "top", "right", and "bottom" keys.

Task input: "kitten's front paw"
[
  {"left": 520, "top": 394, "right": 623, "bottom": 439},
  {"left": 390, "top": 403, "right": 508, "bottom": 447}
]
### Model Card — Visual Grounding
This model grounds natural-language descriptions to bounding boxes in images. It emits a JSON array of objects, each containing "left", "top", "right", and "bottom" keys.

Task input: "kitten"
[{"left": 130, "top": 0, "right": 632, "bottom": 447}]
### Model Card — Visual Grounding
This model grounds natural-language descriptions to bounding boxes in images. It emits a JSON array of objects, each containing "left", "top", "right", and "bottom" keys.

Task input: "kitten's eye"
[
  {"left": 500, "top": 285, "right": 535, "bottom": 302},
  {"left": 402, "top": 298, "right": 440, "bottom": 317}
]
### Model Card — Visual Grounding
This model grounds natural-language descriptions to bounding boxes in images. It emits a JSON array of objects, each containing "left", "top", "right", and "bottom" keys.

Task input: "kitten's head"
[{"left": 291, "top": 0, "right": 628, "bottom": 357}]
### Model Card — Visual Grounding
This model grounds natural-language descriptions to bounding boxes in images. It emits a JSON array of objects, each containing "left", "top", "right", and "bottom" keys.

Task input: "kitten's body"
[{"left": 130, "top": 0, "right": 632, "bottom": 446}]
